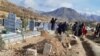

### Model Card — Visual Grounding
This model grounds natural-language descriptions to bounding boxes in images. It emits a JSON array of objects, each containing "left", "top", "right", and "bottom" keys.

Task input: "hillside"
[
  {"left": 0, "top": 11, "right": 8, "bottom": 19},
  {"left": 0, "top": 0, "right": 49, "bottom": 21}
]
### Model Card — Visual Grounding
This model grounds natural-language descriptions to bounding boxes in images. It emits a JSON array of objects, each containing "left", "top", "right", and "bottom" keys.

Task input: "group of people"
[
  {"left": 50, "top": 18, "right": 68, "bottom": 35},
  {"left": 50, "top": 18, "right": 100, "bottom": 38},
  {"left": 56, "top": 22, "right": 68, "bottom": 35},
  {"left": 72, "top": 22, "right": 87, "bottom": 37}
]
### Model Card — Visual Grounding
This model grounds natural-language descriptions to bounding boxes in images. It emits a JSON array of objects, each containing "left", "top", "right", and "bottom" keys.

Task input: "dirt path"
[
  {"left": 81, "top": 37, "right": 100, "bottom": 56},
  {"left": 81, "top": 39, "right": 95, "bottom": 56},
  {"left": 67, "top": 36, "right": 87, "bottom": 56}
]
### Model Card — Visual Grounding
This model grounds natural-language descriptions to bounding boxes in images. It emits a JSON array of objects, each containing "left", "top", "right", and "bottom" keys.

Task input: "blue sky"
[{"left": 8, "top": 0, "right": 100, "bottom": 15}]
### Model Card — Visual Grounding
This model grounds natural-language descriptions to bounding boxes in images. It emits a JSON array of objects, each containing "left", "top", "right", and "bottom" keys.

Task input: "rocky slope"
[{"left": 0, "top": 0, "right": 49, "bottom": 21}]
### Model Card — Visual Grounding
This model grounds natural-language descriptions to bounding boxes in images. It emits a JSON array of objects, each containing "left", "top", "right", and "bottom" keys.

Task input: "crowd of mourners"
[
  {"left": 72, "top": 22, "right": 87, "bottom": 37},
  {"left": 50, "top": 18, "right": 69, "bottom": 35},
  {"left": 50, "top": 18, "right": 100, "bottom": 38}
]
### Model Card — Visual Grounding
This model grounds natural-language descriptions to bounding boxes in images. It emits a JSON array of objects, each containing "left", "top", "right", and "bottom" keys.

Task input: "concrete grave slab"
[
  {"left": 43, "top": 43, "right": 52, "bottom": 55},
  {"left": 26, "top": 48, "right": 37, "bottom": 56}
]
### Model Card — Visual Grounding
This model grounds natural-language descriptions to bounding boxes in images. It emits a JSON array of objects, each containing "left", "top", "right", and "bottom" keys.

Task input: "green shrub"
[{"left": 2, "top": 30, "right": 7, "bottom": 34}]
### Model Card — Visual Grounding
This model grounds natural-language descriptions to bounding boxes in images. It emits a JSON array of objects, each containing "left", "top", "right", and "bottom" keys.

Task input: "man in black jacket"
[
  {"left": 50, "top": 18, "right": 57, "bottom": 30},
  {"left": 95, "top": 23, "right": 100, "bottom": 37}
]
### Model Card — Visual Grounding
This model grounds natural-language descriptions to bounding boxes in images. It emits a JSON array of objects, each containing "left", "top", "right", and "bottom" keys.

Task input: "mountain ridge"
[
  {"left": 0, "top": 0, "right": 100, "bottom": 22},
  {"left": 42, "top": 7, "right": 100, "bottom": 22}
]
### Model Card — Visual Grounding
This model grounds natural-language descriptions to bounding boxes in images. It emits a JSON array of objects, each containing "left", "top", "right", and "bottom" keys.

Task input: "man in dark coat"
[
  {"left": 57, "top": 22, "right": 62, "bottom": 35},
  {"left": 62, "top": 22, "right": 68, "bottom": 33},
  {"left": 95, "top": 23, "right": 100, "bottom": 37},
  {"left": 50, "top": 18, "right": 57, "bottom": 30},
  {"left": 78, "top": 23, "right": 83, "bottom": 36},
  {"left": 72, "top": 22, "right": 78, "bottom": 36}
]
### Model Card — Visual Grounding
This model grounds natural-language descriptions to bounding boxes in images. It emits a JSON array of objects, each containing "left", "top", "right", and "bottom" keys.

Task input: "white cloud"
[
  {"left": 8, "top": 0, "right": 100, "bottom": 15},
  {"left": 94, "top": 10, "right": 100, "bottom": 15},
  {"left": 44, "top": 0, "right": 73, "bottom": 8},
  {"left": 60, "top": 2, "right": 73, "bottom": 8},
  {"left": 7, "top": 0, "right": 89, "bottom": 10},
  {"left": 78, "top": 8, "right": 100, "bottom": 15},
  {"left": 9, "top": 0, "right": 37, "bottom": 9},
  {"left": 24, "top": 0, "right": 36, "bottom": 8},
  {"left": 9, "top": 0, "right": 73, "bottom": 11}
]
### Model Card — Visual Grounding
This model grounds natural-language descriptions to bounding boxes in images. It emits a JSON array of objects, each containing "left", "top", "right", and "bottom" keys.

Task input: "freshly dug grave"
[
  {"left": 21, "top": 38, "right": 66, "bottom": 56},
  {"left": 22, "top": 39, "right": 49, "bottom": 54},
  {"left": 40, "top": 31, "right": 86, "bottom": 56}
]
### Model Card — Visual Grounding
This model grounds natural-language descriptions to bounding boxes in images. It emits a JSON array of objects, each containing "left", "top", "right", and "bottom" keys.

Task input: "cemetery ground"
[{"left": 0, "top": 30, "right": 100, "bottom": 56}]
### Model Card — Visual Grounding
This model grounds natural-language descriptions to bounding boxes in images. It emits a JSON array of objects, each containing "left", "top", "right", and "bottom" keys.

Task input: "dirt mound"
[
  {"left": 40, "top": 31, "right": 86, "bottom": 56},
  {"left": 22, "top": 40, "right": 48, "bottom": 54}
]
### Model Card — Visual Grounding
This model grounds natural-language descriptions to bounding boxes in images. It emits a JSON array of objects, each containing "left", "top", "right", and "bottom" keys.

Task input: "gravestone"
[
  {"left": 26, "top": 48, "right": 37, "bottom": 56},
  {"left": 43, "top": 43, "right": 52, "bottom": 55}
]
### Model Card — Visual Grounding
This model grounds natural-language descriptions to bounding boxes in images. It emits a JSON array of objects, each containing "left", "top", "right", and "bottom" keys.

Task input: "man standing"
[
  {"left": 50, "top": 18, "right": 57, "bottom": 30},
  {"left": 72, "top": 22, "right": 78, "bottom": 36},
  {"left": 62, "top": 22, "right": 68, "bottom": 33},
  {"left": 95, "top": 23, "right": 100, "bottom": 37}
]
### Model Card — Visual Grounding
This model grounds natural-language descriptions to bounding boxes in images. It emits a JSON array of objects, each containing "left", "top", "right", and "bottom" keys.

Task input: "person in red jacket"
[{"left": 82, "top": 23, "right": 87, "bottom": 37}]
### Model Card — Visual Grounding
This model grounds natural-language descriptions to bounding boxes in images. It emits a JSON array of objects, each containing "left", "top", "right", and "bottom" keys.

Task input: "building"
[{"left": 4, "top": 13, "right": 22, "bottom": 32}]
